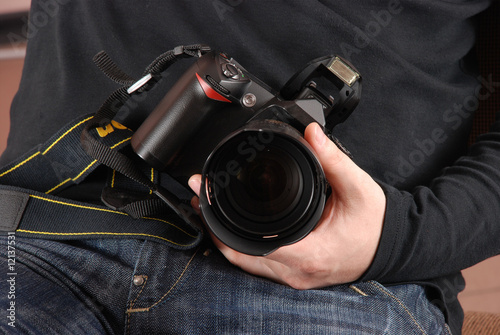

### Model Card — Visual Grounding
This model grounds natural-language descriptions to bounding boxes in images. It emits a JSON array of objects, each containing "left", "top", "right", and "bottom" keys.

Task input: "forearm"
[{"left": 363, "top": 112, "right": 500, "bottom": 283}]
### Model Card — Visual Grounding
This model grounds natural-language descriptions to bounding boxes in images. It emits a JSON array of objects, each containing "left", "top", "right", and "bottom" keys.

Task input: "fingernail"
[{"left": 188, "top": 176, "right": 201, "bottom": 192}]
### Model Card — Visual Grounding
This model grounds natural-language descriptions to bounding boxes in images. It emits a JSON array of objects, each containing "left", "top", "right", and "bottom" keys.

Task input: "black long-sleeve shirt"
[{"left": 2, "top": 1, "right": 498, "bottom": 333}]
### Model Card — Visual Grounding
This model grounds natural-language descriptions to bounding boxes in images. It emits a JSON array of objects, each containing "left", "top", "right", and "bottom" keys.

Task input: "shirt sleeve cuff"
[{"left": 358, "top": 181, "right": 410, "bottom": 283}]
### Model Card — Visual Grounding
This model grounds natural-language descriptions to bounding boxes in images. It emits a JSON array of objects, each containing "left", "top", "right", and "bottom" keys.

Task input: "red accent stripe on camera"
[{"left": 196, "top": 73, "right": 231, "bottom": 103}]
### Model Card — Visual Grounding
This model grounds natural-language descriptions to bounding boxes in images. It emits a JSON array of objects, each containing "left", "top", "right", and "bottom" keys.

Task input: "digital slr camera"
[{"left": 131, "top": 50, "right": 361, "bottom": 255}]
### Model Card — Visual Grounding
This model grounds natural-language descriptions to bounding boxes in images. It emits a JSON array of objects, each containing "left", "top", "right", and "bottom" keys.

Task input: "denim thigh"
[
  {"left": 126, "top": 241, "right": 451, "bottom": 335},
  {"left": 0, "top": 237, "right": 451, "bottom": 334},
  {"left": 0, "top": 236, "right": 142, "bottom": 334}
]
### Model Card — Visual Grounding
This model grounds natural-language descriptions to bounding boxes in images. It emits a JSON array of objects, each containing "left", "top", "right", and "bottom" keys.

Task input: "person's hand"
[{"left": 188, "top": 123, "right": 386, "bottom": 289}]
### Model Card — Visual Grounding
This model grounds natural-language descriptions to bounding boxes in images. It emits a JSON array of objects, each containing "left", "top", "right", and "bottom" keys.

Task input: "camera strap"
[{"left": 0, "top": 44, "right": 211, "bottom": 249}]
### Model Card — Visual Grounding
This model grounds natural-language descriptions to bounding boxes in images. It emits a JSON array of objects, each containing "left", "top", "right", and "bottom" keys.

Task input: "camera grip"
[{"left": 132, "top": 56, "right": 233, "bottom": 170}]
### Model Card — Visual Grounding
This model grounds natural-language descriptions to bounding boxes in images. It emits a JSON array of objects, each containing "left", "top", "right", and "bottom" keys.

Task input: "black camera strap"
[
  {"left": 0, "top": 113, "right": 200, "bottom": 248},
  {"left": 0, "top": 44, "right": 211, "bottom": 248},
  {"left": 82, "top": 44, "right": 212, "bottom": 223}
]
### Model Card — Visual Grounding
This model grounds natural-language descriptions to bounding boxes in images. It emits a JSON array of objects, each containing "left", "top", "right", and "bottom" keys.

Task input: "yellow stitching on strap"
[
  {"left": 30, "top": 194, "right": 198, "bottom": 237},
  {"left": 0, "top": 152, "right": 40, "bottom": 178},
  {"left": 16, "top": 229, "right": 197, "bottom": 247},
  {"left": 45, "top": 137, "right": 130, "bottom": 193},
  {"left": 143, "top": 216, "right": 198, "bottom": 238},
  {"left": 0, "top": 119, "right": 126, "bottom": 180},
  {"left": 30, "top": 194, "right": 126, "bottom": 215},
  {"left": 53, "top": 137, "right": 130, "bottom": 186},
  {"left": 45, "top": 160, "right": 97, "bottom": 194},
  {"left": 42, "top": 116, "right": 94, "bottom": 155},
  {"left": 46, "top": 178, "right": 72, "bottom": 194},
  {"left": 72, "top": 160, "right": 98, "bottom": 182},
  {"left": 110, "top": 137, "right": 131, "bottom": 149}
]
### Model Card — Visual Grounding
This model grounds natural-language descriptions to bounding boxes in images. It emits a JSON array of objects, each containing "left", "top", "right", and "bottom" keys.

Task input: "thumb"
[{"left": 304, "top": 123, "right": 365, "bottom": 196}]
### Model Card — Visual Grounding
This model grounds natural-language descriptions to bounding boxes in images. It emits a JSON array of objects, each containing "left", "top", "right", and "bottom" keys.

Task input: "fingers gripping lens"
[{"left": 200, "top": 122, "right": 327, "bottom": 255}]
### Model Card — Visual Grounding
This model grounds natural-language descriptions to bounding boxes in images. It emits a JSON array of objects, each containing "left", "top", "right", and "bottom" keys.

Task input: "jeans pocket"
[
  {"left": 351, "top": 281, "right": 452, "bottom": 335},
  {"left": 126, "top": 242, "right": 203, "bottom": 315},
  {"left": 124, "top": 246, "right": 452, "bottom": 335}
]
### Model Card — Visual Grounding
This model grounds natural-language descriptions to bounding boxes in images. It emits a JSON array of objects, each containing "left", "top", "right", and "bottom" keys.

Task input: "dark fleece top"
[{"left": 2, "top": 1, "right": 498, "bottom": 333}]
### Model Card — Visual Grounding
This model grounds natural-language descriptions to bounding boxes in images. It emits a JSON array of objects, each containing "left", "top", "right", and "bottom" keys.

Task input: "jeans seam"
[
  {"left": 349, "top": 284, "right": 369, "bottom": 296},
  {"left": 127, "top": 275, "right": 149, "bottom": 311},
  {"left": 125, "top": 275, "right": 148, "bottom": 335},
  {"left": 368, "top": 281, "right": 428, "bottom": 335},
  {"left": 126, "top": 248, "right": 199, "bottom": 314}
]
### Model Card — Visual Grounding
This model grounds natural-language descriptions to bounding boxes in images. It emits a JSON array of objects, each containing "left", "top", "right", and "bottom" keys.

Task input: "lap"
[
  {"left": 0, "top": 236, "right": 451, "bottom": 334},
  {"left": 0, "top": 251, "right": 110, "bottom": 334},
  {"left": 128, "top": 242, "right": 451, "bottom": 334}
]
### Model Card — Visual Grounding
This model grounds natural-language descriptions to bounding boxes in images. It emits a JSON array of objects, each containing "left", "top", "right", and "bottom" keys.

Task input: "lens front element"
[
  {"left": 226, "top": 145, "right": 303, "bottom": 223},
  {"left": 200, "top": 121, "right": 327, "bottom": 256}
]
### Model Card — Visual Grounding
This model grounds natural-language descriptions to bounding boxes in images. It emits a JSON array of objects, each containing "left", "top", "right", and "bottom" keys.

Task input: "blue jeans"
[{"left": 0, "top": 236, "right": 451, "bottom": 334}]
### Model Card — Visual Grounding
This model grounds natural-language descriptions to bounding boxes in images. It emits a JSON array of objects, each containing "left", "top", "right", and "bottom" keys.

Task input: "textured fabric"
[
  {"left": 1, "top": 1, "right": 499, "bottom": 334},
  {"left": 0, "top": 236, "right": 452, "bottom": 335}
]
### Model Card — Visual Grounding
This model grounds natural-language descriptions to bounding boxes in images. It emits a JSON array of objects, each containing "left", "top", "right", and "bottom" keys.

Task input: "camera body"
[{"left": 132, "top": 50, "right": 361, "bottom": 255}]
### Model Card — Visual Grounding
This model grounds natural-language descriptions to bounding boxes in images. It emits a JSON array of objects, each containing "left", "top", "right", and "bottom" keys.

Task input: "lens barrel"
[{"left": 199, "top": 120, "right": 327, "bottom": 255}]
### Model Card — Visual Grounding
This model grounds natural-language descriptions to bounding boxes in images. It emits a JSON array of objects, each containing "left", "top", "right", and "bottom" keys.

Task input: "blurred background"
[
  {"left": 0, "top": 0, "right": 28, "bottom": 154},
  {"left": 1, "top": 0, "right": 499, "bottom": 315}
]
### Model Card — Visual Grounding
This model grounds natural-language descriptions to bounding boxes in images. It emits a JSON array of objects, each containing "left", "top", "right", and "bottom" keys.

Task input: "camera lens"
[
  {"left": 199, "top": 120, "right": 327, "bottom": 256},
  {"left": 226, "top": 146, "right": 303, "bottom": 222}
]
